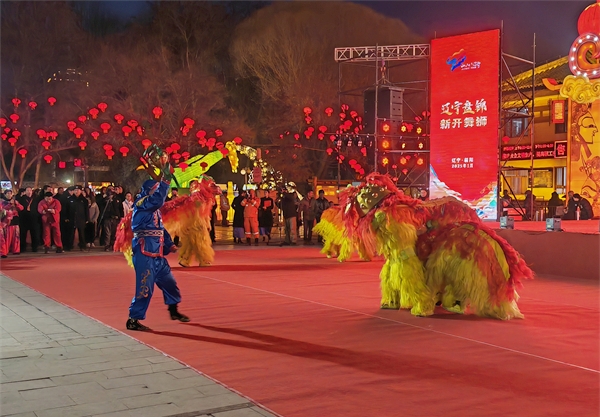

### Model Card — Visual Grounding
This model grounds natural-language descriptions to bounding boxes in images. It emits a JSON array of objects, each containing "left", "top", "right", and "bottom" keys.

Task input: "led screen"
[{"left": 430, "top": 29, "right": 500, "bottom": 219}]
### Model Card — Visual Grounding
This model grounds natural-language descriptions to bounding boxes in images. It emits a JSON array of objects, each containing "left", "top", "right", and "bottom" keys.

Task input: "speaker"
[{"left": 363, "top": 86, "right": 404, "bottom": 134}]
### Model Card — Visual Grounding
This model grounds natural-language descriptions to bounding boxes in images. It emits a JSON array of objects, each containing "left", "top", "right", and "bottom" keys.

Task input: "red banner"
[{"left": 430, "top": 29, "right": 500, "bottom": 219}]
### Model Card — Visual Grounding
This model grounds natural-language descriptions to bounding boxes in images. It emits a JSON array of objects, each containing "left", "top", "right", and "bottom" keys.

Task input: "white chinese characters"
[{"left": 451, "top": 157, "right": 474, "bottom": 169}]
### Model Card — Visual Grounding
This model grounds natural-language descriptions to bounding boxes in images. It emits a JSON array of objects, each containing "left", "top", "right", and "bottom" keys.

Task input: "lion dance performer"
[
  {"left": 125, "top": 145, "right": 189, "bottom": 331},
  {"left": 162, "top": 176, "right": 220, "bottom": 267},
  {"left": 333, "top": 173, "right": 533, "bottom": 319}
]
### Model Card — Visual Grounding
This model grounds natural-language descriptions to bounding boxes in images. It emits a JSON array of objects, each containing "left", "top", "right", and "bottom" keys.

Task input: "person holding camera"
[{"left": 99, "top": 188, "right": 122, "bottom": 251}]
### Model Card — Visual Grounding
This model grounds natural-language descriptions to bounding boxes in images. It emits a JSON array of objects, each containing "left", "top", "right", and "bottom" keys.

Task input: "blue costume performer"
[{"left": 126, "top": 146, "right": 189, "bottom": 331}]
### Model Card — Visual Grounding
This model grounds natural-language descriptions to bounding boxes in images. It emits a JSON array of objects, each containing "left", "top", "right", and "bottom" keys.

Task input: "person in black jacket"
[
  {"left": 69, "top": 185, "right": 90, "bottom": 250},
  {"left": 16, "top": 187, "right": 40, "bottom": 252},
  {"left": 60, "top": 187, "right": 75, "bottom": 251},
  {"left": 99, "top": 188, "right": 121, "bottom": 251},
  {"left": 277, "top": 183, "right": 299, "bottom": 246}
]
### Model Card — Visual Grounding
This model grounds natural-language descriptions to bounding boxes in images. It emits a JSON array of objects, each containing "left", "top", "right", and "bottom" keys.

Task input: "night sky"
[{"left": 99, "top": 0, "right": 591, "bottom": 64}]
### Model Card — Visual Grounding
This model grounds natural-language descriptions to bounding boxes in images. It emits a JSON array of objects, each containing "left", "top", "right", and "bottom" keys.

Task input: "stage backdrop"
[
  {"left": 430, "top": 29, "right": 500, "bottom": 219},
  {"left": 568, "top": 99, "right": 600, "bottom": 217}
]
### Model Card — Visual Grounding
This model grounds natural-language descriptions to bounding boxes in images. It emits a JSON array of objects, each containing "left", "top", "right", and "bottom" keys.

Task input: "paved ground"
[{"left": 0, "top": 273, "right": 279, "bottom": 417}]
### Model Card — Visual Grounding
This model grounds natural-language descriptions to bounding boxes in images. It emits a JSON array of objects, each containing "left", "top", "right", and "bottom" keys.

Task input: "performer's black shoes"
[
  {"left": 126, "top": 318, "right": 151, "bottom": 331},
  {"left": 168, "top": 304, "right": 190, "bottom": 322}
]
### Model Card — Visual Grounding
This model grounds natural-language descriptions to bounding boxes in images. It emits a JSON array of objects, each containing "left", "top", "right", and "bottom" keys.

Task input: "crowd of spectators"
[{"left": 0, "top": 184, "right": 134, "bottom": 257}]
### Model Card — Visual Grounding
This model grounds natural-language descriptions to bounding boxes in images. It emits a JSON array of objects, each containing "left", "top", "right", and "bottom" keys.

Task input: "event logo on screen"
[
  {"left": 446, "top": 49, "right": 466, "bottom": 71},
  {"left": 430, "top": 29, "right": 500, "bottom": 220}
]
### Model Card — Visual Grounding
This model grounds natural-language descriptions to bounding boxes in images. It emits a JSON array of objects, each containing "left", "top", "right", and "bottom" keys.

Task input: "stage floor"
[
  {"left": 1, "top": 247, "right": 598, "bottom": 417},
  {"left": 488, "top": 219, "right": 599, "bottom": 234}
]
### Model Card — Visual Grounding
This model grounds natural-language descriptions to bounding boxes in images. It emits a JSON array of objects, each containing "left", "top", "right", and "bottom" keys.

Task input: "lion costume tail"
[
  {"left": 424, "top": 222, "right": 533, "bottom": 320},
  {"left": 113, "top": 212, "right": 134, "bottom": 267}
]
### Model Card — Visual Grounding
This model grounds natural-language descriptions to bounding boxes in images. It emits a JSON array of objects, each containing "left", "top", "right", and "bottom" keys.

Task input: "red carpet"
[{"left": 2, "top": 248, "right": 599, "bottom": 417}]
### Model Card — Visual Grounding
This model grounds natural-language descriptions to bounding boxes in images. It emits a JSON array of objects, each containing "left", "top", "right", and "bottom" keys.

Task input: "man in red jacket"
[{"left": 38, "top": 192, "right": 63, "bottom": 254}]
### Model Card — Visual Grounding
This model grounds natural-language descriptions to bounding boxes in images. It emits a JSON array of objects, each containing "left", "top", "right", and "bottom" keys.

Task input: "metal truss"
[{"left": 334, "top": 44, "right": 430, "bottom": 62}]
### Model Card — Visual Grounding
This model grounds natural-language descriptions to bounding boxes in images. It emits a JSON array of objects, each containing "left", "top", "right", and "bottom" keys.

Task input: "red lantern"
[
  {"left": 294, "top": 134, "right": 300, "bottom": 140},
  {"left": 119, "top": 146, "right": 129, "bottom": 157},
  {"left": 303, "top": 107, "right": 312, "bottom": 115},
  {"left": 215, "top": 129, "right": 223, "bottom": 137},
  {"left": 326, "top": 148, "right": 333, "bottom": 155},
  {"left": 91, "top": 131, "right": 100, "bottom": 140},
  {"left": 361, "top": 147, "right": 367, "bottom": 156},
  {"left": 170, "top": 143, "right": 181, "bottom": 152},
  {"left": 79, "top": 141, "right": 87, "bottom": 150},
  {"left": 136, "top": 126, "right": 144, "bottom": 136},
  {"left": 178, "top": 162, "right": 188, "bottom": 172},
  {"left": 141, "top": 139, "right": 152, "bottom": 149},
  {"left": 216, "top": 142, "right": 224, "bottom": 149},
  {"left": 9, "top": 114, "right": 19, "bottom": 124},
  {"left": 329, "top": 135, "right": 336, "bottom": 141},
  {"left": 97, "top": 102, "right": 108, "bottom": 112},
  {"left": 183, "top": 117, "right": 194, "bottom": 127},
  {"left": 36, "top": 129, "right": 46, "bottom": 139},
  {"left": 152, "top": 106, "right": 162, "bottom": 119},
  {"left": 47, "top": 97, "right": 56, "bottom": 106},
  {"left": 28, "top": 101, "right": 37, "bottom": 110},
  {"left": 196, "top": 130, "right": 206, "bottom": 139},
  {"left": 105, "top": 150, "right": 115, "bottom": 160},
  {"left": 1, "top": 134, "right": 7, "bottom": 140},
  {"left": 198, "top": 138, "right": 207, "bottom": 147},
  {"left": 48, "top": 131, "right": 58, "bottom": 140},
  {"left": 8, "top": 137, "right": 17, "bottom": 146},
  {"left": 181, "top": 126, "right": 190, "bottom": 136},
  {"left": 166, "top": 146, "right": 173, "bottom": 154},
  {"left": 12, "top": 98, "right": 21, "bottom": 107},
  {"left": 318, "top": 133, "right": 324, "bottom": 140},
  {"left": 304, "top": 130, "right": 311, "bottom": 139},
  {"left": 78, "top": 115, "right": 87, "bottom": 123},
  {"left": 339, "top": 112, "right": 346, "bottom": 120},
  {"left": 171, "top": 153, "right": 181, "bottom": 162},
  {"left": 0, "top": 118, "right": 6, "bottom": 127},
  {"left": 207, "top": 138, "right": 216, "bottom": 150},
  {"left": 318, "top": 126, "right": 327, "bottom": 133},
  {"left": 325, "top": 107, "right": 334, "bottom": 116},
  {"left": 67, "top": 121, "right": 76, "bottom": 131},
  {"left": 182, "top": 151, "right": 190, "bottom": 160},
  {"left": 305, "top": 116, "right": 312, "bottom": 124},
  {"left": 18, "top": 148, "right": 27, "bottom": 158},
  {"left": 127, "top": 119, "right": 138, "bottom": 129},
  {"left": 349, "top": 159, "right": 357, "bottom": 167},
  {"left": 233, "top": 137, "right": 242, "bottom": 144},
  {"left": 359, "top": 169, "right": 365, "bottom": 175},
  {"left": 42, "top": 140, "right": 51, "bottom": 150},
  {"left": 88, "top": 108, "right": 99, "bottom": 119},
  {"left": 12, "top": 131, "right": 21, "bottom": 139},
  {"left": 350, "top": 111, "right": 358, "bottom": 119},
  {"left": 219, "top": 148, "right": 228, "bottom": 157},
  {"left": 103, "top": 144, "right": 113, "bottom": 151},
  {"left": 43, "top": 155, "right": 53, "bottom": 164},
  {"left": 73, "top": 127, "right": 84, "bottom": 139},
  {"left": 122, "top": 126, "right": 132, "bottom": 137},
  {"left": 100, "top": 122, "right": 111, "bottom": 134},
  {"left": 58, "top": 161, "right": 66, "bottom": 169},
  {"left": 578, "top": 2, "right": 600, "bottom": 35},
  {"left": 114, "top": 114, "right": 124, "bottom": 124}
]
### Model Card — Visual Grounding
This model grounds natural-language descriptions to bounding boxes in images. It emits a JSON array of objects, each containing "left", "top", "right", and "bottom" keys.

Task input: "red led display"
[{"left": 430, "top": 29, "right": 500, "bottom": 219}]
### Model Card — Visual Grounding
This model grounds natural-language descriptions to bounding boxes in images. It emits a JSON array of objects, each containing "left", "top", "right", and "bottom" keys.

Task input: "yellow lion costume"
[{"left": 323, "top": 173, "right": 533, "bottom": 319}]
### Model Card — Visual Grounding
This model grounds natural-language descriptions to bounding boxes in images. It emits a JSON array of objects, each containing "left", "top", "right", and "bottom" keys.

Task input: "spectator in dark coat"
[{"left": 16, "top": 187, "right": 39, "bottom": 252}]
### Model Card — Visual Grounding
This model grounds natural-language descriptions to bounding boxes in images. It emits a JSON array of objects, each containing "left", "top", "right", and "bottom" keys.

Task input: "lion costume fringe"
[{"left": 316, "top": 173, "right": 533, "bottom": 319}]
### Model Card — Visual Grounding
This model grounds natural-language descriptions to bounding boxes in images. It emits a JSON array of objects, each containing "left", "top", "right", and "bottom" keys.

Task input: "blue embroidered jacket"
[{"left": 131, "top": 180, "right": 176, "bottom": 258}]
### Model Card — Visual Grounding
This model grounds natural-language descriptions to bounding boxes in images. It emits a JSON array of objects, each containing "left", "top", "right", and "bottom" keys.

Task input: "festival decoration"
[
  {"left": 18, "top": 148, "right": 27, "bottom": 158},
  {"left": 28, "top": 101, "right": 37, "bottom": 110},
  {"left": 47, "top": 97, "right": 56, "bottom": 106},
  {"left": 88, "top": 108, "right": 99, "bottom": 119},
  {"left": 97, "top": 102, "right": 108, "bottom": 112}
]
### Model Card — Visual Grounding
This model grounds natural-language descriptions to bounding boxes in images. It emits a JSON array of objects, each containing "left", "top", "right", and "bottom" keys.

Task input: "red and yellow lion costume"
[{"left": 315, "top": 173, "right": 533, "bottom": 319}]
